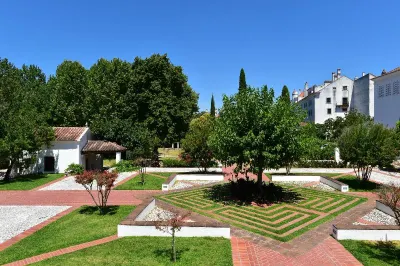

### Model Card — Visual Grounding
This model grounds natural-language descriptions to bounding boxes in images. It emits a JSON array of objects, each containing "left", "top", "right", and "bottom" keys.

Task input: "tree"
[
  {"left": 210, "top": 94, "right": 216, "bottom": 117},
  {"left": 155, "top": 211, "right": 191, "bottom": 263},
  {"left": 48, "top": 60, "right": 89, "bottom": 126},
  {"left": 75, "top": 170, "right": 118, "bottom": 214},
  {"left": 209, "top": 86, "right": 305, "bottom": 187},
  {"left": 239, "top": 68, "right": 247, "bottom": 92},
  {"left": 338, "top": 122, "right": 399, "bottom": 182},
  {"left": 378, "top": 183, "right": 400, "bottom": 225},
  {"left": 0, "top": 58, "right": 54, "bottom": 181},
  {"left": 280, "top": 85, "right": 291, "bottom": 104},
  {"left": 181, "top": 114, "right": 215, "bottom": 172}
]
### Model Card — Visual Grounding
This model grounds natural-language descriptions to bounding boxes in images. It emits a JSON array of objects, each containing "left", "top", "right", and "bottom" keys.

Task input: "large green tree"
[
  {"left": 0, "top": 59, "right": 54, "bottom": 181},
  {"left": 48, "top": 60, "right": 89, "bottom": 126},
  {"left": 210, "top": 94, "right": 216, "bottom": 117},
  {"left": 239, "top": 68, "right": 247, "bottom": 92},
  {"left": 338, "top": 122, "right": 399, "bottom": 181},
  {"left": 280, "top": 85, "right": 291, "bottom": 104},
  {"left": 209, "top": 86, "right": 305, "bottom": 186},
  {"left": 182, "top": 113, "right": 215, "bottom": 172}
]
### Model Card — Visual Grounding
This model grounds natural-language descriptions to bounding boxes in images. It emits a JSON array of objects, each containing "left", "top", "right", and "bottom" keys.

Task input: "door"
[{"left": 44, "top": 156, "right": 55, "bottom": 172}]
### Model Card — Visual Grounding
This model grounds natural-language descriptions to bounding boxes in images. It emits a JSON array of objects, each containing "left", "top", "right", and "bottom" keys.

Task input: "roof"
[
  {"left": 373, "top": 67, "right": 400, "bottom": 80},
  {"left": 54, "top": 127, "right": 88, "bottom": 141},
  {"left": 82, "top": 140, "right": 127, "bottom": 153}
]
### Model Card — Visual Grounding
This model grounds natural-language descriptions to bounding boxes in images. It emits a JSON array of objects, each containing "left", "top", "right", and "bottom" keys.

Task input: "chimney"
[
  {"left": 337, "top": 68, "right": 341, "bottom": 79},
  {"left": 332, "top": 72, "right": 335, "bottom": 81},
  {"left": 362, "top": 72, "right": 366, "bottom": 77},
  {"left": 304, "top": 82, "right": 308, "bottom": 91},
  {"left": 354, "top": 76, "right": 358, "bottom": 80}
]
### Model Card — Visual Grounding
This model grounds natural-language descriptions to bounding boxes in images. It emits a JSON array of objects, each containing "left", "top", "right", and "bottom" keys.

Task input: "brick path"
[
  {"left": 223, "top": 165, "right": 270, "bottom": 182},
  {"left": 4, "top": 235, "right": 118, "bottom": 266}
]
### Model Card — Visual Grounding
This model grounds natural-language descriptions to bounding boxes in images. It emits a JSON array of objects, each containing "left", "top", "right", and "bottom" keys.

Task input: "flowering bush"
[{"left": 75, "top": 170, "right": 118, "bottom": 214}]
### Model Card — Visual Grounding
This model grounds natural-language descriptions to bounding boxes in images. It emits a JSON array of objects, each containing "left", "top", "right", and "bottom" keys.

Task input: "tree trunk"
[
  {"left": 172, "top": 229, "right": 176, "bottom": 262},
  {"left": 257, "top": 168, "right": 263, "bottom": 187},
  {"left": 286, "top": 164, "right": 291, "bottom": 175},
  {"left": 4, "top": 160, "right": 14, "bottom": 182}
]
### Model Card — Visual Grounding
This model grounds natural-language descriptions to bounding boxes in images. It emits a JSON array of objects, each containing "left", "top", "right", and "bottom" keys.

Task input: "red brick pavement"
[
  {"left": 223, "top": 166, "right": 270, "bottom": 182},
  {"left": 4, "top": 235, "right": 118, "bottom": 266}
]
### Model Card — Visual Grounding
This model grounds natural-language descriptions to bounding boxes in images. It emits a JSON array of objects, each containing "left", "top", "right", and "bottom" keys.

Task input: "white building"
[
  {"left": 350, "top": 73, "right": 375, "bottom": 117},
  {"left": 373, "top": 67, "right": 400, "bottom": 128},
  {"left": 293, "top": 69, "right": 354, "bottom": 124},
  {"left": 26, "top": 127, "right": 126, "bottom": 174}
]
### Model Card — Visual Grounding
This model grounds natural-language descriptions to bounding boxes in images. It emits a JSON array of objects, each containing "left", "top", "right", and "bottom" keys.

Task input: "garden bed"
[
  {"left": 118, "top": 198, "right": 230, "bottom": 238},
  {"left": 271, "top": 175, "right": 349, "bottom": 192}
]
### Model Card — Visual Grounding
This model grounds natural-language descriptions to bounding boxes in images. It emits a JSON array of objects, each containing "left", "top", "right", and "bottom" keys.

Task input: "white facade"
[
  {"left": 351, "top": 73, "right": 375, "bottom": 117},
  {"left": 373, "top": 68, "right": 400, "bottom": 128}
]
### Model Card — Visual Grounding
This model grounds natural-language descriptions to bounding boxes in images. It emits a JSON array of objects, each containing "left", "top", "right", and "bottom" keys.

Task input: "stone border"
[
  {"left": 332, "top": 224, "right": 400, "bottom": 240},
  {"left": 118, "top": 197, "right": 230, "bottom": 238},
  {"left": 162, "top": 173, "right": 224, "bottom": 191},
  {"left": 271, "top": 175, "right": 349, "bottom": 192},
  {"left": 376, "top": 200, "right": 396, "bottom": 217}
]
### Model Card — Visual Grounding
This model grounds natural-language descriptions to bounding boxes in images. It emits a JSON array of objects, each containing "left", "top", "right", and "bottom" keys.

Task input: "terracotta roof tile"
[
  {"left": 373, "top": 67, "right": 400, "bottom": 80},
  {"left": 54, "top": 127, "right": 88, "bottom": 141},
  {"left": 82, "top": 140, "right": 126, "bottom": 153}
]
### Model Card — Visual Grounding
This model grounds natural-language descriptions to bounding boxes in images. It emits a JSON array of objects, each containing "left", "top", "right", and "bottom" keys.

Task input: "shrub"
[
  {"left": 65, "top": 163, "right": 84, "bottom": 175},
  {"left": 378, "top": 183, "right": 400, "bottom": 225},
  {"left": 162, "top": 158, "right": 190, "bottom": 168},
  {"left": 114, "top": 160, "right": 139, "bottom": 173},
  {"left": 75, "top": 170, "right": 118, "bottom": 214}
]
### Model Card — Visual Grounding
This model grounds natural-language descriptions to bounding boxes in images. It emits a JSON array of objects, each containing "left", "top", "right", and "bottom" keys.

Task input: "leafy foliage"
[
  {"left": 378, "top": 183, "right": 400, "bottom": 225},
  {"left": 181, "top": 114, "right": 215, "bottom": 172},
  {"left": 113, "top": 160, "right": 139, "bottom": 172},
  {"left": 280, "top": 85, "right": 291, "bottom": 104},
  {"left": 210, "top": 94, "right": 216, "bottom": 117},
  {"left": 162, "top": 158, "right": 190, "bottom": 168},
  {"left": 65, "top": 163, "right": 84, "bottom": 175},
  {"left": 239, "top": 68, "right": 247, "bottom": 92},
  {"left": 338, "top": 122, "right": 399, "bottom": 181}
]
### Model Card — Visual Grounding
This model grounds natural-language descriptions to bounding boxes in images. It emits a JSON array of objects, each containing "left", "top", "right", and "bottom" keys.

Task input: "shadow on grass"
[
  {"left": 204, "top": 178, "right": 303, "bottom": 206},
  {"left": 345, "top": 240, "right": 400, "bottom": 264},
  {"left": 336, "top": 176, "right": 379, "bottom": 191},
  {"left": 153, "top": 247, "right": 190, "bottom": 262},
  {"left": 0, "top": 174, "right": 50, "bottom": 184},
  {"left": 79, "top": 206, "right": 120, "bottom": 216}
]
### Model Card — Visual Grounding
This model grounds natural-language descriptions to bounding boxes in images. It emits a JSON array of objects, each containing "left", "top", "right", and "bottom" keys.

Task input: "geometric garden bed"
[{"left": 157, "top": 185, "right": 366, "bottom": 242}]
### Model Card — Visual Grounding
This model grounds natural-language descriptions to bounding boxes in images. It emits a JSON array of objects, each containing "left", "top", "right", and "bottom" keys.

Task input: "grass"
[
  {"left": 103, "top": 159, "right": 116, "bottom": 167},
  {"left": 150, "top": 172, "right": 175, "bottom": 178},
  {"left": 336, "top": 175, "right": 379, "bottom": 192},
  {"left": 158, "top": 148, "right": 183, "bottom": 158},
  {"left": 340, "top": 240, "right": 400, "bottom": 266},
  {"left": 34, "top": 237, "right": 233, "bottom": 266},
  {"left": 0, "top": 205, "right": 134, "bottom": 265},
  {"left": 0, "top": 173, "right": 64, "bottom": 190},
  {"left": 114, "top": 173, "right": 166, "bottom": 190},
  {"left": 157, "top": 185, "right": 366, "bottom": 242}
]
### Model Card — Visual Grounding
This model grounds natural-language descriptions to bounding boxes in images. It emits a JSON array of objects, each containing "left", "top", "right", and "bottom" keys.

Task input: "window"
[
  {"left": 343, "top": 86, "right": 348, "bottom": 91},
  {"left": 308, "top": 100, "right": 312, "bottom": 106},
  {"left": 394, "top": 81, "right": 400, "bottom": 95},
  {"left": 342, "top": 107, "right": 348, "bottom": 112},
  {"left": 327, "top": 108, "right": 332, "bottom": 114},
  {"left": 326, "top": 97, "right": 331, "bottom": 104},
  {"left": 44, "top": 156, "right": 55, "bottom": 172},
  {"left": 333, "top": 87, "right": 336, "bottom": 90},
  {"left": 378, "top": 85, "right": 384, "bottom": 97},
  {"left": 386, "top": 83, "right": 392, "bottom": 96},
  {"left": 343, "top": 97, "right": 348, "bottom": 105}
]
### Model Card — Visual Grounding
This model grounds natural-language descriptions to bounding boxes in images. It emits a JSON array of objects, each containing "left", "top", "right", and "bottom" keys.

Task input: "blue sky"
[{"left": 1, "top": 0, "right": 399, "bottom": 111}]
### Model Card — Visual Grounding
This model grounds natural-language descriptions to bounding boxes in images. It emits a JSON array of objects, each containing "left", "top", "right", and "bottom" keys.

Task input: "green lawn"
[
  {"left": 150, "top": 172, "right": 175, "bottom": 178},
  {"left": 103, "top": 159, "right": 116, "bottom": 167},
  {"left": 0, "top": 173, "right": 64, "bottom": 190},
  {"left": 158, "top": 185, "right": 366, "bottom": 242},
  {"left": 336, "top": 175, "right": 379, "bottom": 192},
  {"left": 158, "top": 148, "right": 183, "bottom": 159},
  {"left": 115, "top": 173, "right": 166, "bottom": 190},
  {"left": 340, "top": 240, "right": 400, "bottom": 266},
  {"left": 0, "top": 205, "right": 134, "bottom": 265},
  {"left": 34, "top": 237, "right": 233, "bottom": 266}
]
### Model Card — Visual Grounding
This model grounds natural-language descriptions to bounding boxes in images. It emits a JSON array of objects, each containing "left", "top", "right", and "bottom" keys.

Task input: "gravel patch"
[
  {"left": 361, "top": 209, "right": 397, "bottom": 225},
  {"left": 369, "top": 172, "right": 400, "bottom": 187},
  {"left": 40, "top": 172, "right": 136, "bottom": 190},
  {"left": 274, "top": 181, "right": 311, "bottom": 186},
  {"left": 171, "top": 181, "right": 193, "bottom": 190},
  {"left": 0, "top": 205, "right": 70, "bottom": 244},
  {"left": 171, "top": 180, "right": 219, "bottom": 190},
  {"left": 311, "top": 183, "right": 336, "bottom": 191},
  {"left": 143, "top": 207, "right": 175, "bottom": 221}
]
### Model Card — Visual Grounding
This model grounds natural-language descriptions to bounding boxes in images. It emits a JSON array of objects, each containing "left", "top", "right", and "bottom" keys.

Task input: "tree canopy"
[
  {"left": 280, "top": 85, "right": 291, "bottom": 104},
  {"left": 239, "top": 68, "right": 247, "bottom": 92},
  {"left": 210, "top": 94, "right": 216, "bottom": 117},
  {"left": 209, "top": 86, "right": 305, "bottom": 185}
]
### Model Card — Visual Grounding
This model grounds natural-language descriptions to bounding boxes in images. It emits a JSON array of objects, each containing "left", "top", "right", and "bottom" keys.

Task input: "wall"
[
  {"left": 351, "top": 74, "right": 375, "bottom": 117},
  {"left": 374, "top": 72, "right": 400, "bottom": 127},
  {"left": 34, "top": 141, "right": 80, "bottom": 173}
]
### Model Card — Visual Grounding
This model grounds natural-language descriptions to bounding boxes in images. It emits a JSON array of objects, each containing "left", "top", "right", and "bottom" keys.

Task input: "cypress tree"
[
  {"left": 281, "top": 85, "right": 291, "bottom": 104},
  {"left": 239, "top": 68, "right": 247, "bottom": 92},
  {"left": 210, "top": 94, "right": 216, "bottom": 117}
]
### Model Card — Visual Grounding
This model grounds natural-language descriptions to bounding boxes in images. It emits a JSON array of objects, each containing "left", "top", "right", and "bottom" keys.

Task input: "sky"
[{"left": 1, "top": 0, "right": 399, "bottom": 111}]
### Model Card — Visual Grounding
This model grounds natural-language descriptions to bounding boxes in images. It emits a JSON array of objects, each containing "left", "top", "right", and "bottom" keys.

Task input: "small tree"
[
  {"left": 378, "top": 183, "right": 400, "bottom": 225},
  {"left": 155, "top": 211, "right": 191, "bottom": 263},
  {"left": 239, "top": 68, "right": 247, "bottom": 92},
  {"left": 181, "top": 114, "right": 215, "bottom": 172},
  {"left": 280, "top": 85, "right": 291, "bottom": 104},
  {"left": 210, "top": 94, "right": 216, "bottom": 117},
  {"left": 75, "top": 171, "right": 118, "bottom": 214},
  {"left": 338, "top": 122, "right": 399, "bottom": 182}
]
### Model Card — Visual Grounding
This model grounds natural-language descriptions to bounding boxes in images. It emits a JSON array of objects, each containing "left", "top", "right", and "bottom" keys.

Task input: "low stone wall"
[
  {"left": 376, "top": 200, "right": 396, "bottom": 218},
  {"left": 162, "top": 173, "right": 224, "bottom": 191},
  {"left": 118, "top": 198, "right": 230, "bottom": 238},
  {"left": 271, "top": 175, "right": 349, "bottom": 192},
  {"left": 333, "top": 224, "right": 400, "bottom": 240}
]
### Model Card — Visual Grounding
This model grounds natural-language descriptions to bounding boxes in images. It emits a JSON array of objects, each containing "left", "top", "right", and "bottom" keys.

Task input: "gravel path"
[
  {"left": 39, "top": 172, "right": 136, "bottom": 190},
  {"left": 370, "top": 171, "right": 400, "bottom": 187},
  {"left": 143, "top": 207, "right": 174, "bottom": 221},
  {"left": 0, "top": 205, "right": 70, "bottom": 244},
  {"left": 361, "top": 209, "right": 397, "bottom": 225},
  {"left": 170, "top": 180, "right": 219, "bottom": 190}
]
